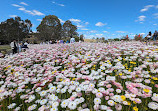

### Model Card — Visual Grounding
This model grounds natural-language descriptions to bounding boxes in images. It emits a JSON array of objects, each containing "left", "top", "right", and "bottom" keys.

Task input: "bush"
[{"left": 134, "top": 35, "right": 143, "bottom": 41}]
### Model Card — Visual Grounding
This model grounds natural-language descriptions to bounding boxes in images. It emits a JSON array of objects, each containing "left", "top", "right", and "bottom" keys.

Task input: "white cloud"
[
  {"left": 85, "top": 22, "right": 89, "bottom": 25},
  {"left": 12, "top": 4, "right": 22, "bottom": 7},
  {"left": 140, "top": 5, "right": 154, "bottom": 12},
  {"left": 58, "top": 4, "right": 65, "bottom": 7},
  {"left": 96, "top": 34, "right": 103, "bottom": 37},
  {"left": 138, "top": 15, "right": 146, "bottom": 21},
  {"left": 52, "top": 1, "right": 65, "bottom": 7},
  {"left": 20, "top": 2, "right": 28, "bottom": 6},
  {"left": 17, "top": 7, "right": 45, "bottom": 16},
  {"left": 24, "top": 10, "right": 34, "bottom": 15},
  {"left": 12, "top": 2, "right": 44, "bottom": 16},
  {"left": 77, "top": 25, "right": 85, "bottom": 28},
  {"left": 103, "top": 31, "right": 108, "bottom": 33},
  {"left": 37, "top": 19, "right": 42, "bottom": 21},
  {"left": 9, "top": 15, "right": 18, "bottom": 18},
  {"left": 18, "top": 7, "right": 25, "bottom": 11},
  {"left": 33, "top": 10, "right": 45, "bottom": 16},
  {"left": 81, "top": 28, "right": 88, "bottom": 30},
  {"left": 84, "top": 34, "right": 96, "bottom": 39},
  {"left": 95, "top": 22, "right": 107, "bottom": 27},
  {"left": 70, "top": 18, "right": 81, "bottom": 23},
  {"left": 59, "top": 18, "right": 65, "bottom": 23},
  {"left": 116, "top": 31, "right": 127, "bottom": 33},
  {"left": 90, "top": 30, "right": 97, "bottom": 33},
  {"left": 140, "top": 8, "right": 148, "bottom": 12},
  {"left": 139, "top": 33, "right": 145, "bottom": 35},
  {"left": 153, "top": 24, "right": 157, "bottom": 25},
  {"left": 136, "top": 15, "right": 146, "bottom": 22}
]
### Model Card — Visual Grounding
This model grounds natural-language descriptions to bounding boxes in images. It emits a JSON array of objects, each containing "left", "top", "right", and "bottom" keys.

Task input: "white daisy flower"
[
  {"left": 50, "top": 107, "right": 58, "bottom": 111},
  {"left": 49, "top": 86, "right": 56, "bottom": 92},
  {"left": 52, "top": 102, "right": 59, "bottom": 107},
  {"left": 68, "top": 101, "right": 77, "bottom": 110},
  {"left": 61, "top": 100, "right": 69, "bottom": 108},
  {"left": 94, "top": 98, "right": 101, "bottom": 105},
  {"left": 40, "top": 99, "right": 47, "bottom": 105},
  {"left": 35, "top": 87, "right": 42, "bottom": 92},
  {"left": 148, "top": 102, "right": 158, "bottom": 110},
  {"left": 108, "top": 100, "right": 115, "bottom": 106},
  {"left": 76, "top": 87, "right": 82, "bottom": 92},
  {"left": 8, "top": 103, "right": 16, "bottom": 109},
  {"left": 28, "top": 95, "right": 35, "bottom": 102},
  {"left": 39, "top": 90, "right": 47, "bottom": 97}
]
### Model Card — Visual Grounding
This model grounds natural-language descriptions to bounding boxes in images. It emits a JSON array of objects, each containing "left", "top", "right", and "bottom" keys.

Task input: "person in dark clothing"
[
  {"left": 21, "top": 41, "right": 29, "bottom": 51},
  {"left": 10, "top": 40, "right": 18, "bottom": 54},
  {"left": 146, "top": 31, "right": 152, "bottom": 45},
  {"left": 153, "top": 30, "right": 158, "bottom": 41},
  {"left": 149, "top": 31, "right": 152, "bottom": 36}
]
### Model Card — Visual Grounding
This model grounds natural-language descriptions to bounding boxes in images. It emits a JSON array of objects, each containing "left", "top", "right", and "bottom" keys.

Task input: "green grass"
[{"left": 0, "top": 45, "right": 12, "bottom": 54}]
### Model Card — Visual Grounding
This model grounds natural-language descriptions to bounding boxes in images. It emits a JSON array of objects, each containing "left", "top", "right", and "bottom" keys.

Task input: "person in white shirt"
[
  {"left": 22, "top": 41, "right": 29, "bottom": 51},
  {"left": 70, "top": 37, "right": 75, "bottom": 43},
  {"left": 10, "top": 40, "right": 18, "bottom": 54}
]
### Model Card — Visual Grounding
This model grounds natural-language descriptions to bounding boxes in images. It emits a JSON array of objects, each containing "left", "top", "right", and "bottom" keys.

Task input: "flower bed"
[{"left": 0, "top": 42, "right": 158, "bottom": 111}]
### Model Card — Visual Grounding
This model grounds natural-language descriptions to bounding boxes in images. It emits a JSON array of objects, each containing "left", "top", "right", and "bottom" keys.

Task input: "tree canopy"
[
  {"left": 0, "top": 15, "right": 79, "bottom": 44},
  {"left": 62, "top": 20, "right": 78, "bottom": 38},
  {"left": 36, "top": 15, "right": 62, "bottom": 41},
  {"left": 36, "top": 16, "right": 78, "bottom": 41},
  {"left": 0, "top": 16, "right": 32, "bottom": 44}
]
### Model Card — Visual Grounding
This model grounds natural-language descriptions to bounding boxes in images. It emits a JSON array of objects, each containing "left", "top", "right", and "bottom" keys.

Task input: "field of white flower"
[{"left": 0, "top": 42, "right": 158, "bottom": 111}]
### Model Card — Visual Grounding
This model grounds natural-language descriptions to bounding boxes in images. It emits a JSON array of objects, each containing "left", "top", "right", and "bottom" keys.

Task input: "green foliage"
[
  {"left": 36, "top": 15, "right": 62, "bottom": 41},
  {"left": 74, "top": 35, "right": 80, "bottom": 42},
  {"left": 95, "top": 37, "right": 107, "bottom": 43},
  {"left": 0, "top": 16, "right": 32, "bottom": 44},
  {"left": 134, "top": 34, "right": 143, "bottom": 41},
  {"left": 0, "top": 15, "right": 79, "bottom": 44},
  {"left": 36, "top": 15, "right": 78, "bottom": 41},
  {"left": 114, "top": 38, "right": 120, "bottom": 41},
  {"left": 80, "top": 34, "right": 84, "bottom": 42},
  {"left": 62, "top": 20, "right": 78, "bottom": 39},
  {"left": 121, "top": 35, "right": 129, "bottom": 41},
  {"left": 0, "top": 45, "right": 11, "bottom": 54}
]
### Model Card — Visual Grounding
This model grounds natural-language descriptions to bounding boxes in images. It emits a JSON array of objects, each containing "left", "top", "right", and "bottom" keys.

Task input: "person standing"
[
  {"left": 22, "top": 41, "right": 29, "bottom": 51},
  {"left": 18, "top": 42, "right": 22, "bottom": 53},
  {"left": 146, "top": 31, "right": 152, "bottom": 45},
  {"left": 59, "top": 40, "right": 64, "bottom": 44},
  {"left": 10, "top": 40, "right": 17, "bottom": 54},
  {"left": 66, "top": 40, "right": 69, "bottom": 43},
  {"left": 70, "top": 37, "right": 75, "bottom": 43},
  {"left": 153, "top": 30, "right": 158, "bottom": 41}
]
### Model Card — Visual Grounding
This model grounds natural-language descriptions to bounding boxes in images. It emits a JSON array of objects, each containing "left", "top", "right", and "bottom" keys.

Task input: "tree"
[
  {"left": 36, "top": 15, "right": 62, "bottom": 41},
  {"left": 74, "top": 35, "right": 80, "bottom": 42},
  {"left": 62, "top": 20, "right": 78, "bottom": 39},
  {"left": 134, "top": 34, "right": 143, "bottom": 41},
  {"left": 96, "top": 37, "right": 99, "bottom": 42},
  {"left": 121, "top": 35, "right": 129, "bottom": 41},
  {"left": 101, "top": 37, "right": 105, "bottom": 42},
  {"left": 80, "top": 34, "right": 84, "bottom": 42},
  {"left": 114, "top": 38, "right": 120, "bottom": 41},
  {"left": 0, "top": 16, "right": 32, "bottom": 44}
]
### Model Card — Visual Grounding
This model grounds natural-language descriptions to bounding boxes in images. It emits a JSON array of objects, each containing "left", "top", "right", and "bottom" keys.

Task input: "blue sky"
[{"left": 1, "top": 0, "right": 158, "bottom": 39}]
